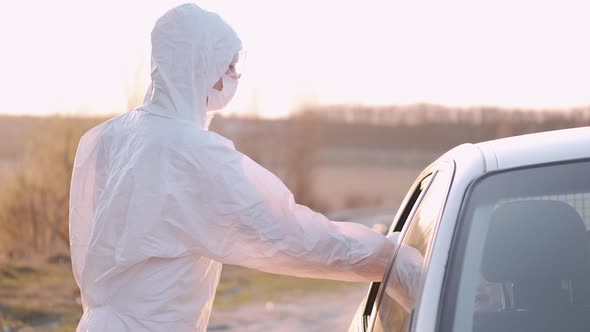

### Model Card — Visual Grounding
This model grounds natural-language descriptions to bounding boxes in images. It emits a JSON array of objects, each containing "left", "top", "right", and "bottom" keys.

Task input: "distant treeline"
[
  {"left": 213, "top": 104, "right": 590, "bottom": 154},
  {"left": 2, "top": 105, "right": 588, "bottom": 161},
  {"left": 307, "top": 103, "right": 590, "bottom": 127},
  {"left": 1, "top": 105, "right": 588, "bottom": 160}
]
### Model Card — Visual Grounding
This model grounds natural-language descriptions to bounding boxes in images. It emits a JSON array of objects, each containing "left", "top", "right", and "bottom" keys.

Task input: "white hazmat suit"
[{"left": 69, "top": 4, "right": 397, "bottom": 332}]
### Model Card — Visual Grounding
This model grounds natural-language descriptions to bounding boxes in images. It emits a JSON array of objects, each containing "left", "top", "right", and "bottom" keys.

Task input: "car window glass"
[
  {"left": 359, "top": 173, "right": 434, "bottom": 331},
  {"left": 360, "top": 174, "right": 433, "bottom": 330},
  {"left": 444, "top": 160, "right": 590, "bottom": 332},
  {"left": 372, "top": 171, "right": 450, "bottom": 332}
]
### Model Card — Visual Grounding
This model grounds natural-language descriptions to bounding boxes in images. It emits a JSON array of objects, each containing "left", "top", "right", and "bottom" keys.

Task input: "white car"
[{"left": 348, "top": 127, "right": 590, "bottom": 332}]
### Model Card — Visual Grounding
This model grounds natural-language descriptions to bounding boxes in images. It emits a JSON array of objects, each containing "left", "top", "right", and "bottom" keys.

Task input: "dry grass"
[
  {"left": 0, "top": 261, "right": 357, "bottom": 331},
  {"left": 0, "top": 160, "right": 17, "bottom": 183},
  {"left": 0, "top": 260, "right": 81, "bottom": 331}
]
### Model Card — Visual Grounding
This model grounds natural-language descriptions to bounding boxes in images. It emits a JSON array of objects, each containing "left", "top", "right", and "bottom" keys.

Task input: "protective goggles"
[{"left": 226, "top": 49, "right": 246, "bottom": 80}]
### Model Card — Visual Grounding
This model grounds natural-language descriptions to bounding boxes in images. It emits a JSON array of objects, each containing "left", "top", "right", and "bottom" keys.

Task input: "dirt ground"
[
  {"left": 0, "top": 262, "right": 367, "bottom": 332},
  {"left": 209, "top": 283, "right": 368, "bottom": 332}
]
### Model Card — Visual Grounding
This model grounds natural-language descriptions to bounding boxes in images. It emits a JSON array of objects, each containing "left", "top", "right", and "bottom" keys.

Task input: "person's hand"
[{"left": 387, "top": 231, "right": 402, "bottom": 245}]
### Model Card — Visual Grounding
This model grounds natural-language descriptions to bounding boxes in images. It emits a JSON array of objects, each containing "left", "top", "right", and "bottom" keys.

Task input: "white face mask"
[{"left": 206, "top": 73, "right": 238, "bottom": 112}]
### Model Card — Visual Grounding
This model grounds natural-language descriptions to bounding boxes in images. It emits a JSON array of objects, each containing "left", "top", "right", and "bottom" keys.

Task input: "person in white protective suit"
[{"left": 68, "top": 4, "right": 419, "bottom": 331}]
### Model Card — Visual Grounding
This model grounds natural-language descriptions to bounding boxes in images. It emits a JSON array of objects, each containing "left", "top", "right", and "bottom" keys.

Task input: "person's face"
[{"left": 212, "top": 53, "right": 241, "bottom": 91}]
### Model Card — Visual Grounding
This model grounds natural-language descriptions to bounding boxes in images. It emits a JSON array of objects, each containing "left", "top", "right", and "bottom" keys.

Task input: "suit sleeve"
[{"left": 178, "top": 135, "right": 394, "bottom": 282}]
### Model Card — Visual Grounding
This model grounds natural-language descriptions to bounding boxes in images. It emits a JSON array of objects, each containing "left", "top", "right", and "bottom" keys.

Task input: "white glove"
[{"left": 387, "top": 231, "right": 402, "bottom": 245}]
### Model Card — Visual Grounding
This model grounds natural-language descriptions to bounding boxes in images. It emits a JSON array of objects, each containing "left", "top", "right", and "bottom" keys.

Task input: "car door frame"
[
  {"left": 357, "top": 159, "right": 455, "bottom": 332},
  {"left": 416, "top": 144, "right": 487, "bottom": 331},
  {"left": 352, "top": 143, "right": 488, "bottom": 332},
  {"left": 355, "top": 167, "right": 436, "bottom": 331}
]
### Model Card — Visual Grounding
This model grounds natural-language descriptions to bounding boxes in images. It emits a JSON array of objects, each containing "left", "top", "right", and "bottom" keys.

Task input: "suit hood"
[{"left": 140, "top": 4, "right": 241, "bottom": 129}]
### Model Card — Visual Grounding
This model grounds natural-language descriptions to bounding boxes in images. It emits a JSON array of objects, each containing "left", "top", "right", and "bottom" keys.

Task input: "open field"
[
  {"left": 1, "top": 109, "right": 588, "bottom": 330},
  {"left": 0, "top": 260, "right": 81, "bottom": 331},
  {"left": 0, "top": 160, "right": 18, "bottom": 181},
  {"left": 209, "top": 282, "right": 367, "bottom": 331},
  {"left": 0, "top": 158, "right": 417, "bottom": 220},
  {"left": 312, "top": 165, "right": 421, "bottom": 211},
  {"left": 0, "top": 261, "right": 360, "bottom": 331}
]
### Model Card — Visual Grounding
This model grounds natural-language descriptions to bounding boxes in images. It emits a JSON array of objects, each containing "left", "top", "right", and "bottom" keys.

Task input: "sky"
[{"left": 1, "top": 0, "right": 589, "bottom": 117}]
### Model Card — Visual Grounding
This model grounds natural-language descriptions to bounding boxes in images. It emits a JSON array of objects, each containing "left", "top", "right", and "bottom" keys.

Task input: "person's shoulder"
[
  {"left": 178, "top": 129, "right": 241, "bottom": 169},
  {"left": 181, "top": 128, "right": 236, "bottom": 151},
  {"left": 78, "top": 112, "right": 130, "bottom": 143},
  {"left": 73, "top": 113, "right": 132, "bottom": 166},
  {"left": 76, "top": 119, "right": 111, "bottom": 149}
]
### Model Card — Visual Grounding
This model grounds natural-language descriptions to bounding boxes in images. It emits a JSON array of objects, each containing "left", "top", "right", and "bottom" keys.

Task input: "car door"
[{"left": 351, "top": 161, "right": 453, "bottom": 332}]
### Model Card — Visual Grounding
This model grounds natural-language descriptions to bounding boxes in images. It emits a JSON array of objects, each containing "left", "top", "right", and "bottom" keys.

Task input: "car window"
[
  {"left": 359, "top": 174, "right": 434, "bottom": 331},
  {"left": 441, "top": 159, "right": 590, "bottom": 332},
  {"left": 372, "top": 169, "right": 451, "bottom": 332}
]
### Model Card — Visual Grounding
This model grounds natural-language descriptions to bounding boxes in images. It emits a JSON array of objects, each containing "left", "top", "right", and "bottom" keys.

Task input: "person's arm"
[
  {"left": 180, "top": 134, "right": 394, "bottom": 282},
  {"left": 384, "top": 243, "right": 424, "bottom": 312}
]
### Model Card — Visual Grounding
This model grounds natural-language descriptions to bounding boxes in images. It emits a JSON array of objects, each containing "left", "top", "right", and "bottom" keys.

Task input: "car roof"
[{"left": 475, "top": 126, "right": 590, "bottom": 170}]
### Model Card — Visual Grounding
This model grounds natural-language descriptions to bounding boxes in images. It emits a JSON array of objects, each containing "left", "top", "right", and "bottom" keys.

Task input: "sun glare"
[{"left": 1, "top": 0, "right": 588, "bottom": 117}]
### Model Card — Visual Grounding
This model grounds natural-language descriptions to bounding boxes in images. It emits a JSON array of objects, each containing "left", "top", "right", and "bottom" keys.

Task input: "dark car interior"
[{"left": 473, "top": 200, "right": 590, "bottom": 332}]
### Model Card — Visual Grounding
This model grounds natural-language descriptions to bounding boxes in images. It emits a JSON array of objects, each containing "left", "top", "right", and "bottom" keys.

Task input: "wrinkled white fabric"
[{"left": 69, "top": 4, "right": 394, "bottom": 332}]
